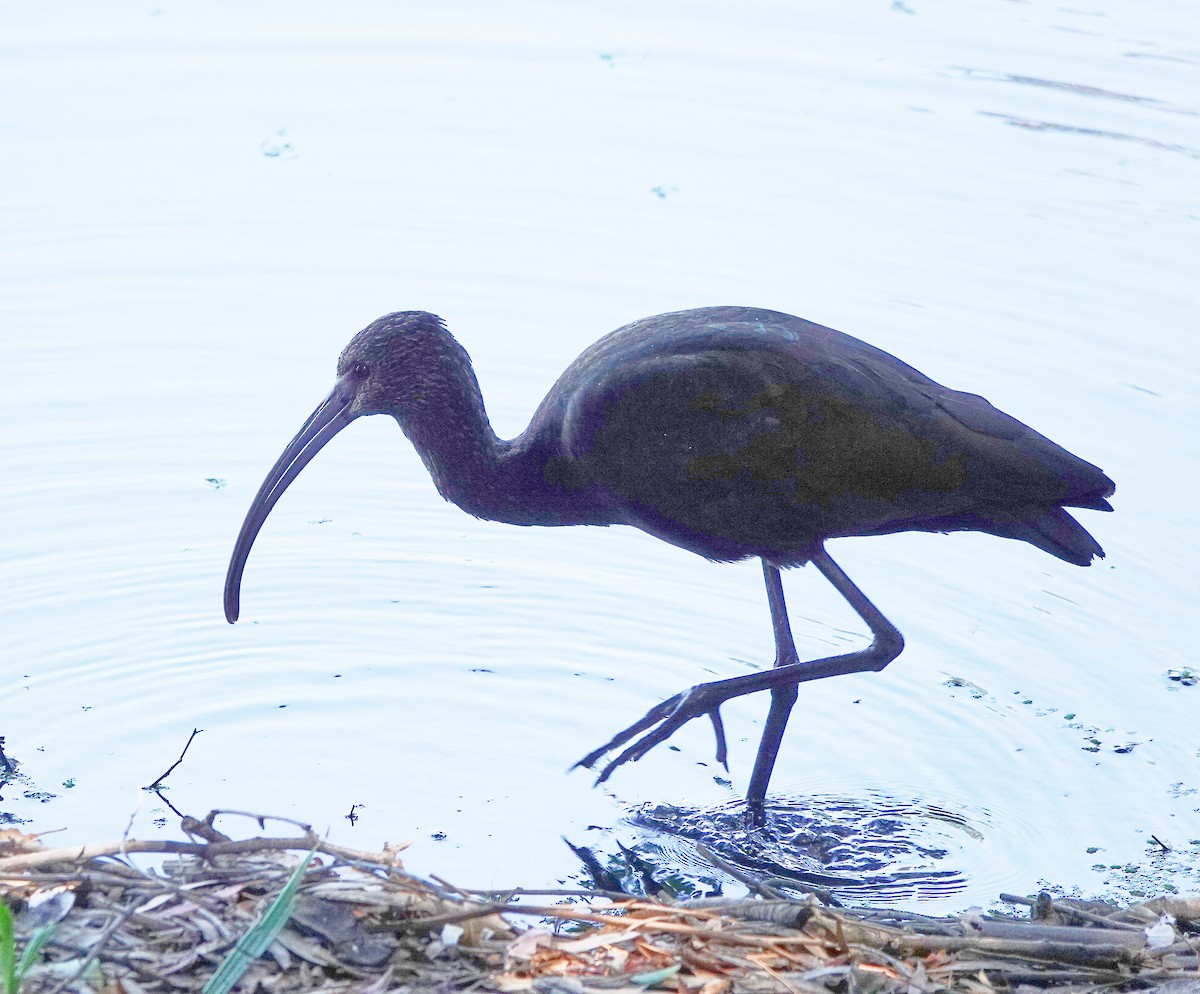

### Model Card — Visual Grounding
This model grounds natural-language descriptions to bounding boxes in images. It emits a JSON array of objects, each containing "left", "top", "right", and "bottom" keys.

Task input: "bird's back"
[{"left": 535, "top": 307, "right": 1113, "bottom": 565}]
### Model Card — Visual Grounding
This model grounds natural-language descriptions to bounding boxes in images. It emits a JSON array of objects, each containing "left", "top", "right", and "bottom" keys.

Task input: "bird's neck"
[{"left": 393, "top": 364, "right": 605, "bottom": 527}]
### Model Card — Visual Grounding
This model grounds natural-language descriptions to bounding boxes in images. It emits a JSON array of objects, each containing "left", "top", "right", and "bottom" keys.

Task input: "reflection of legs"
[
  {"left": 744, "top": 551, "right": 904, "bottom": 825},
  {"left": 576, "top": 546, "right": 905, "bottom": 821}
]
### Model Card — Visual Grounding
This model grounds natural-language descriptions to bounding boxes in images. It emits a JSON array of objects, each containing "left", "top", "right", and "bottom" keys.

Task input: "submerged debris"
[{"left": 0, "top": 812, "right": 1197, "bottom": 993}]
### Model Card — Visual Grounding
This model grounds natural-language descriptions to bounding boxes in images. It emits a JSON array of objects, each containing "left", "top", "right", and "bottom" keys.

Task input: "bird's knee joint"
[{"left": 872, "top": 628, "right": 905, "bottom": 668}]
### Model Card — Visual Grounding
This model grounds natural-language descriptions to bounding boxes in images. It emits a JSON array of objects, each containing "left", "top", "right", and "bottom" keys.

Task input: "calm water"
[{"left": 2, "top": 0, "right": 1196, "bottom": 911}]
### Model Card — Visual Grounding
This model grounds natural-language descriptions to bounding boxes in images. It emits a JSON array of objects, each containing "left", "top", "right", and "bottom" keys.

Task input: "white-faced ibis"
[{"left": 224, "top": 307, "right": 1114, "bottom": 824}]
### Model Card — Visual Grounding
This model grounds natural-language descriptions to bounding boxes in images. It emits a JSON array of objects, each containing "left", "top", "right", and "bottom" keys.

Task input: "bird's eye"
[{"left": 351, "top": 362, "right": 370, "bottom": 380}]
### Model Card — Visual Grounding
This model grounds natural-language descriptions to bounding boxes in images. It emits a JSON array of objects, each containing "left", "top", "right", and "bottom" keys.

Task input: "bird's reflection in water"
[{"left": 571, "top": 794, "right": 978, "bottom": 904}]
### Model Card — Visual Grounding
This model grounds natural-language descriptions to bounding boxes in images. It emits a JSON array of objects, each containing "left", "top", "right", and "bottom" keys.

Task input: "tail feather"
[
  {"left": 996, "top": 506, "right": 1105, "bottom": 566},
  {"left": 1062, "top": 471, "right": 1115, "bottom": 513},
  {"left": 1070, "top": 494, "right": 1115, "bottom": 512}
]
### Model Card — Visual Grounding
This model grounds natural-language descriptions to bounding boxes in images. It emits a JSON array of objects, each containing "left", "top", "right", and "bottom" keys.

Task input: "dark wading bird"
[{"left": 224, "top": 306, "right": 1114, "bottom": 825}]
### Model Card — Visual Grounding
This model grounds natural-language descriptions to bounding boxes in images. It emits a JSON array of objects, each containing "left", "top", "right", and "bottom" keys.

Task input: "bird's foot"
[{"left": 573, "top": 684, "right": 730, "bottom": 784}]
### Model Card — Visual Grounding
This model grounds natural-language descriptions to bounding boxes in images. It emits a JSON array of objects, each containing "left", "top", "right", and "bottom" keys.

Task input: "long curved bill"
[{"left": 224, "top": 377, "right": 357, "bottom": 623}]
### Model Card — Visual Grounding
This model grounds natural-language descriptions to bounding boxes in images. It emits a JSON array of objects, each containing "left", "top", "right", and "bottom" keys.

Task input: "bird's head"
[
  {"left": 223, "top": 310, "right": 458, "bottom": 624},
  {"left": 334, "top": 311, "right": 459, "bottom": 418}
]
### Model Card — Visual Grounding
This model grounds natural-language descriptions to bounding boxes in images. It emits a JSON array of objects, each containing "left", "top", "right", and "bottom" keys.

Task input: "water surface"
[{"left": 1, "top": 0, "right": 1196, "bottom": 910}]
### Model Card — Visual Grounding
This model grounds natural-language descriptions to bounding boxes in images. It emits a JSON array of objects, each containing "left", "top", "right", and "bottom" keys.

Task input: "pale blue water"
[{"left": 1, "top": 0, "right": 1197, "bottom": 910}]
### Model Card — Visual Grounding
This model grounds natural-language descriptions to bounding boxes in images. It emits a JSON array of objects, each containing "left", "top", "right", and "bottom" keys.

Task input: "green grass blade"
[
  {"left": 1, "top": 901, "right": 17, "bottom": 994},
  {"left": 631, "top": 963, "right": 681, "bottom": 987},
  {"left": 16, "top": 923, "right": 57, "bottom": 982},
  {"left": 202, "top": 847, "right": 315, "bottom": 994}
]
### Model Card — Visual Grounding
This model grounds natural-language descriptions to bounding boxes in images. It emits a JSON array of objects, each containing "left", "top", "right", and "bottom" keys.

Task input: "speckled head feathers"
[{"left": 335, "top": 311, "right": 478, "bottom": 419}]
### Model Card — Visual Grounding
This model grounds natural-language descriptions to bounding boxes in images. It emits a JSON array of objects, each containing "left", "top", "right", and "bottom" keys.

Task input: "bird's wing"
[
  {"left": 556, "top": 320, "right": 1110, "bottom": 564},
  {"left": 898, "top": 379, "right": 1113, "bottom": 512},
  {"left": 556, "top": 334, "right": 980, "bottom": 560}
]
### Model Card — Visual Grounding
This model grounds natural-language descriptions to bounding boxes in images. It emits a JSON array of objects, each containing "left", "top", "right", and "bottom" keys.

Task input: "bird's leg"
[
  {"left": 574, "top": 547, "right": 905, "bottom": 803},
  {"left": 744, "top": 562, "right": 801, "bottom": 828}
]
